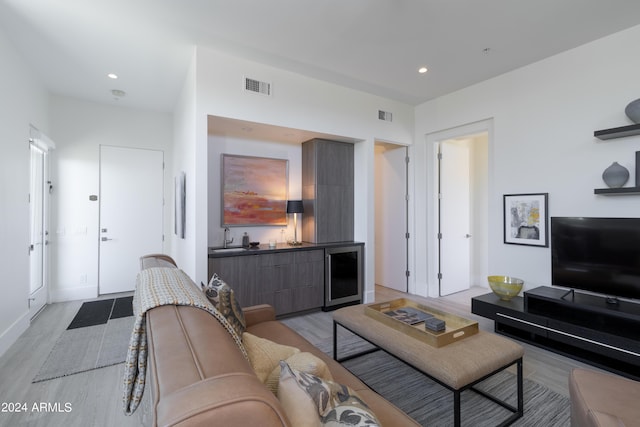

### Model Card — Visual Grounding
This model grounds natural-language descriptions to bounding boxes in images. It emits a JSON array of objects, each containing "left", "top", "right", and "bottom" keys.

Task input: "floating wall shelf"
[
  {"left": 594, "top": 187, "right": 640, "bottom": 195},
  {"left": 594, "top": 123, "right": 640, "bottom": 140}
]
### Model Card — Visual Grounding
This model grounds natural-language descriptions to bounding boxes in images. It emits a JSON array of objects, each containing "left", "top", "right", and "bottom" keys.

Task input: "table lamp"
[{"left": 286, "top": 200, "right": 304, "bottom": 245}]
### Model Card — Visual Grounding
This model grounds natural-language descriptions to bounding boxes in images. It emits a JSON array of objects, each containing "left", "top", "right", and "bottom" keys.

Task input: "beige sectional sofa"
[{"left": 140, "top": 255, "right": 418, "bottom": 426}]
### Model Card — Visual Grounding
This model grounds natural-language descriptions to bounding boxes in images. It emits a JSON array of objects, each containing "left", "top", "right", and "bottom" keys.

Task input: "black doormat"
[
  {"left": 67, "top": 296, "right": 134, "bottom": 329},
  {"left": 111, "top": 296, "right": 134, "bottom": 319}
]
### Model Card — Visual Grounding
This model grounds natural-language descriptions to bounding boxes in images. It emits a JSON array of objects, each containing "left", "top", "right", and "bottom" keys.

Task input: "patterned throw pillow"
[
  {"left": 278, "top": 361, "right": 380, "bottom": 427},
  {"left": 242, "top": 332, "right": 300, "bottom": 382},
  {"left": 265, "top": 351, "right": 334, "bottom": 395},
  {"left": 201, "top": 274, "right": 246, "bottom": 338}
]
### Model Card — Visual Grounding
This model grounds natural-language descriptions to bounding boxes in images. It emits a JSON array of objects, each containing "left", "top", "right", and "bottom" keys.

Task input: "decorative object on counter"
[
  {"left": 268, "top": 239, "right": 277, "bottom": 249},
  {"left": 625, "top": 98, "right": 640, "bottom": 124},
  {"left": 249, "top": 241, "right": 260, "bottom": 248},
  {"left": 221, "top": 154, "right": 288, "bottom": 226},
  {"left": 602, "top": 161, "right": 629, "bottom": 188},
  {"left": 503, "top": 193, "right": 548, "bottom": 247},
  {"left": 286, "top": 200, "right": 304, "bottom": 246},
  {"left": 242, "top": 232, "right": 250, "bottom": 248},
  {"left": 488, "top": 275, "right": 524, "bottom": 301}
]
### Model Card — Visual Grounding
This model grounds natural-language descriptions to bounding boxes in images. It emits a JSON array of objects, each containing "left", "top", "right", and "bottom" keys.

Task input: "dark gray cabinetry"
[
  {"left": 208, "top": 254, "right": 259, "bottom": 307},
  {"left": 302, "top": 139, "right": 354, "bottom": 243},
  {"left": 258, "top": 252, "right": 295, "bottom": 314},
  {"left": 208, "top": 249, "right": 324, "bottom": 316},
  {"left": 292, "top": 250, "right": 325, "bottom": 312}
]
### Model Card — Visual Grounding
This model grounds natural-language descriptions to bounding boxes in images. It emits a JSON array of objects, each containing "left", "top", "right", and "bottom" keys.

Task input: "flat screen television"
[{"left": 551, "top": 217, "right": 640, "bottom": 300}]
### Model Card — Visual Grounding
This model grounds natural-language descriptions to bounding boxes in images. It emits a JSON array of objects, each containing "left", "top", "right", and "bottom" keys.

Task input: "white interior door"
[
  {"left": 374, "top": 143, "right": 408, "bottom": 292},
  {"left": 99, "top": 146, "right": 164, "bottom": 294},
  {"left": 29, "top": 142, "right": 47, "bottom": 318},
  {"left": 439, "top": 140, "right": 471, "bottom": 296}
]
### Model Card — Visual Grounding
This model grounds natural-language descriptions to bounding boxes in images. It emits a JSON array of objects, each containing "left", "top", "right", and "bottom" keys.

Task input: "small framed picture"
[{"left": 503, "top": 193, "right": 548, "bottom": 247}]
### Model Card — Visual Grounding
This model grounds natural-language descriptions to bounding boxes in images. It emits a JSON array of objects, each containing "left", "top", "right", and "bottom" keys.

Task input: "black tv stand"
[
  {"left": 559, "top": 288, "right": 574, "bottom": 301},
  {"left": 472, "top": 286, "right": 640, "bottom": 380},
  {"left": 605, "top": 296, "right": 620, "bottom": 305}
]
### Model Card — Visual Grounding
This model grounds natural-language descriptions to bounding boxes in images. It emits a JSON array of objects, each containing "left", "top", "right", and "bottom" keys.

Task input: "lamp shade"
[{"left": 286, "top": 200, "right": 304, "bottom": 214}]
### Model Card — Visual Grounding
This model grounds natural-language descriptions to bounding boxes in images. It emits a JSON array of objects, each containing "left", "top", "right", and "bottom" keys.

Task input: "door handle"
[
  {"left": 101, "top": 237, "right": 113, "bottom": 241},
  {"left": 465, "top": 234, "right": 472, "bottom": 238}
]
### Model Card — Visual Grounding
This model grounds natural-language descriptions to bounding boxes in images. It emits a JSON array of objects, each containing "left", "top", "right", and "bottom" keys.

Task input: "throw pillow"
[
  {"left": 265, "top": 351, "right": 334, "bottom": 395},
  {"left": 278, "top": 361, "right": 380, "bottom": 427},
  {"left": 201, "top": 274, "right": 246, "bottom": 337},
  {"left": 242, "top": 332, "right": 300, "bottom": 382}
]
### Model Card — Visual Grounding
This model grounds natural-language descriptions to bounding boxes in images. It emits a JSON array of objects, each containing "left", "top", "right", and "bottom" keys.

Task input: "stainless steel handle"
[
  {"left": 465, "top": 234, "right": 472, "bottom": 238},
  {"left": 101, "top": 237, "right": 113, "bottom": 241}
]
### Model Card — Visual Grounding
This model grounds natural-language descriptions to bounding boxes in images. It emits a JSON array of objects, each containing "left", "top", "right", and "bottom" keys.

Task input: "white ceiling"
[{"left": 2, "top": 0, "right": 640, "bottom": 113}]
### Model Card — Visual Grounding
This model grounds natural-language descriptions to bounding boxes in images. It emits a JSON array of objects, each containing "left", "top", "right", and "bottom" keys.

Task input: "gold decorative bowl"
[{"left": 487, "top": 276, "right": 524, "bottom": 301}]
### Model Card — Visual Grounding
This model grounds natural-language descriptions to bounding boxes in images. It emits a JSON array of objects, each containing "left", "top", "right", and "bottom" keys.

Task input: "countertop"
[{"left": 208, "top": 241, "right": 363, "bottom": 258}]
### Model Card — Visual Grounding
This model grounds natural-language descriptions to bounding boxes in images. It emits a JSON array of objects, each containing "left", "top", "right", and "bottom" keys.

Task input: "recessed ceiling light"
[
  {"left": 107, "top": 73, "right": 118, "bottom": 79},
  {"left": 418, "top": 66, "right": 428, "bottom": 74}
]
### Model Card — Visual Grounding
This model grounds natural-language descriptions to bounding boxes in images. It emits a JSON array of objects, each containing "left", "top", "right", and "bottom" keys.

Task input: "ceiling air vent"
[
  {"left": 244, "top": 77, "right": 272, "bottom": 96},
  {"left": 378, "top": 110, "right": 393, "bottom": 122}
]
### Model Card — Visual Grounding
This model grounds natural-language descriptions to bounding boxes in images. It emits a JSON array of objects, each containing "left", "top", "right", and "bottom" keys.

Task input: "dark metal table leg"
[
  {"left": 333, "top": 320, "right": 337, "bottom": 360},
  {"left": 454, "top": 389, "right": 461, "bottom": 427}
]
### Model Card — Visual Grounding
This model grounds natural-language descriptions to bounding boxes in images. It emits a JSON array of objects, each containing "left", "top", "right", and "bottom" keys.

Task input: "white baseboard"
[
  {"left": 363, "top": 289, "right": 376, "bottom": 304},
  {"left": 0, "top": 311, "right": 30, "bottom": 359},
  {"left": 50, "top": 285, "right": 98, "bottom": 303}
]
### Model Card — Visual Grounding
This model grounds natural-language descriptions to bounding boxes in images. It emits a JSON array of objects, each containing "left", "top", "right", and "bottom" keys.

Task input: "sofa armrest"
[
  {"left": 140, "top": 253, "right": 177, "bottom": 270},
  {"left": 156, "top": 373, "right": 289, "bottom": 427},
  {"left": 243, "top": 304, "right": 276, "bottom": 326}
]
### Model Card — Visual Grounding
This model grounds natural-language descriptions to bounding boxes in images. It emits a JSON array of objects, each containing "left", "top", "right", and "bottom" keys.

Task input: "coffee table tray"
[{"left": 364, "top": 298, "right": 478, "bottom": 347}]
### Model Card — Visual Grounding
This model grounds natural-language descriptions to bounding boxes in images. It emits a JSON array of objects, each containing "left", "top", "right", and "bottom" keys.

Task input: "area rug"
[
  {"left": 33, "top": 297, "right": 134, "bottom": 383},
  {"left": 315, "top": 332, "right": 571, "bottom": 426}
]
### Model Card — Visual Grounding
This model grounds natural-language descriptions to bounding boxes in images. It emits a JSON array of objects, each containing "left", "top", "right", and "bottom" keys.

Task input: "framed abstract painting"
[
  {"left": 503, "top": 193, "right": 548, "bottom": 247},
  {"left": 221, "top": 154, "right": 288, "bottom": 226}
]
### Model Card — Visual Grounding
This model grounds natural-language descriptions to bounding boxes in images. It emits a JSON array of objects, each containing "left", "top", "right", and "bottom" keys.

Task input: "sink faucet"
[{"left": 223, "top": 227, "right": 234, "bottom": 248}]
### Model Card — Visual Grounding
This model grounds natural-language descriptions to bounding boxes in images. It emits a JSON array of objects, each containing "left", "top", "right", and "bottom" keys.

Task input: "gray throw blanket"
[{"left": 122, "top": 267, "right": 248, "bottom": 415}]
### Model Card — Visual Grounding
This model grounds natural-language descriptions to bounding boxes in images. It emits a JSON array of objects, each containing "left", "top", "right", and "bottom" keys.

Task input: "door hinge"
[
  {"left": 405, "top": 232, "right": 410, "bottom": 239},
  {"left": 405, "top": 156, "right": 410, "bottom": 164},
  {"left": 405, "top": 194, "right": 410, "bottom": 201},
  {"left": 437, "top": 272, "right": 443, "bottom": 280},
  {"left": 405, "top": 270, "right": 410, "bottom": 278},
  {"left": 162, "top": 234, "right": 165, "bottom": 242},
  {"left": 437, "top": 152, "right": 443, "bottom": 160},
  {"left": 437, "top": 232, "right": 442, "bottom": 239}
]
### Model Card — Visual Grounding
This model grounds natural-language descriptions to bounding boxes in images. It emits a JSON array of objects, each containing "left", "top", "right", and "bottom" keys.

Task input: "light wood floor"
[{"left": 0, "top": 286, "right": 593, "bottom": 426}]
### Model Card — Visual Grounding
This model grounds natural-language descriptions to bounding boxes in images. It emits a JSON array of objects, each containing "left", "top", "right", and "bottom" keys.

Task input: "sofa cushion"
[
  {"left": 266, "top": 351, "right": 334, "bottom": 395},
  {"left": 278, "top": 361, "right": 380, "bottom": 427},
  {"left": 243, "top": 332, "right": 300, "bottom": 382},
  {"left": 202, "top": 273, "right": 246, "bottom": 337}
]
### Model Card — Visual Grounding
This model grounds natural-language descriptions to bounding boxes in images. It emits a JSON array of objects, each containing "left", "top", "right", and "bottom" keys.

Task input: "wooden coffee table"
[{"left": 333, "top": 302, "right": 524, "bottom": 427}]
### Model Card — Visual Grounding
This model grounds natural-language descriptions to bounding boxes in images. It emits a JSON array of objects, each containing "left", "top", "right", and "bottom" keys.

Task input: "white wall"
[
  {"left": 414, "top": 24, "right": 640, "bottom": 296},
  {"left": 193, "top": 46, "right": 415, "bottom": 301},
  {"left": 49, "top": 96, "right": 173, "bottom": 301},
  {"left": 0, "top": 26, "right": 49, "bottom": 356},
  {"left": 170, "top": 52, "right": 197, "bottom": 274},
  {"left": 207, "top": 135, "right": 302, "bottom": 247}
]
